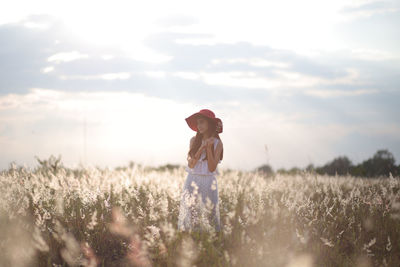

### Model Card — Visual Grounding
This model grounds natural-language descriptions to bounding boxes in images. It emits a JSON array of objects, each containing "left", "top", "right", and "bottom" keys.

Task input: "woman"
[{"left": 177, "top": 109, "right": 223, "bottom": 233}]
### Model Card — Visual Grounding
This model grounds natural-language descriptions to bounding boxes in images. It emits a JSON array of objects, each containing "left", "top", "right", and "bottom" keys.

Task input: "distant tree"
[
  {"left": 288, "top": 167, "right": 302, "bottom": 175},
  {"left": 318, "top": 156, "right": 352, "bottom": 176},
  {"left": 275, "top": 167, "right": 301, "bottom": 175},
  {"left": 155, "top": 164, "right": 181, "bottom": 172},
  {"left": 349, "top": 164, "right": 366, "bottom": 177},
  {"left": 128, "top": 161, "right": 142, "bottom": 169},
  {"left": 305, "top": 163, "right": 315, "bottom": 173},
  {"left": 256, "top": 164, "right": 274, "bottom": 176},
  {"left": 277, "top": 168, "right": 288, "bottom": 174},
  {"left": 360, "top": 149, "right": 398, "bottom": 177}
]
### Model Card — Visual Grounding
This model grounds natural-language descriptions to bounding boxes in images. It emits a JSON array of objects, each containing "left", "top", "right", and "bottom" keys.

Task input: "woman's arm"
[
  {"left": 187, "top": 154, "right": 200, "bottom": 169},
  {"left": 187, "top": 137, "right": 207, "bottom": 168},
  {"left": 206, "top": 138, "right": 223, "bottom": 172}
]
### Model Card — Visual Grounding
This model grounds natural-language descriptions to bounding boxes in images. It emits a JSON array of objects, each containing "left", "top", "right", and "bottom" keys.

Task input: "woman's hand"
[
  {"left": 194, "top": 143, "right": 207, "bottom": 159},
  {"left": 205, "top": 137, "right": 215, "bottom": 148}
]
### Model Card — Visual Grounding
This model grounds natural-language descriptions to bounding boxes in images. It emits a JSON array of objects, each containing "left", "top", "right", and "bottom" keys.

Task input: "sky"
[{"left": 0, "top": 0, "right": 399, "bottom": 171}]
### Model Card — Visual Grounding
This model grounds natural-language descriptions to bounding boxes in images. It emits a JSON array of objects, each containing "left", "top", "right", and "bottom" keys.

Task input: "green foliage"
[{"left": 269, "top": 149, "right": 399, "bottom": 178}]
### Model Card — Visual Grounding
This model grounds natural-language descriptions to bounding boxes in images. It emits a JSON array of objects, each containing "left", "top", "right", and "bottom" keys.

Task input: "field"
[{"left": 1, "top": 162, "right": 400, "bottom": 267}]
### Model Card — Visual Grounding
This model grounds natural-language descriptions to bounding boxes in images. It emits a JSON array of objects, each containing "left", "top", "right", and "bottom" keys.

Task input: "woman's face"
[{"left": 196, "top": 116, "right": 209, "bottom": 134}]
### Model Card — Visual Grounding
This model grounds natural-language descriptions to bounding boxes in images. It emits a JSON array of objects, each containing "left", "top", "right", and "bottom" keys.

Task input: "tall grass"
[{"left": 1, "top": 161, "right": 399, "bottom": 266}]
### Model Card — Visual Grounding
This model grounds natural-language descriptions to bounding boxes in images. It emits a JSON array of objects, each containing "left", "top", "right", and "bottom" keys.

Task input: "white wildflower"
[
  {"left": 363, "top": 237, "right": 376, "bottom": 256},
  {"left": 87, "top": 210, "right": 97, "bottom": 230},
  {"left": 320, "top": 237, "right": 334, "bottom": 247},
  {"left": 386, "top": 236, "right": 392, "bottom": 251}
]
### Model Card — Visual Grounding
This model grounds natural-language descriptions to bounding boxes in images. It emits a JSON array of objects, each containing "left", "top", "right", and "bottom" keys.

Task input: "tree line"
[
  {"left": 5, "top": 149, "right": 397, "bottom": 179},
  {"left": 256, "top": 149, "right": 400, "bottom": 178}
]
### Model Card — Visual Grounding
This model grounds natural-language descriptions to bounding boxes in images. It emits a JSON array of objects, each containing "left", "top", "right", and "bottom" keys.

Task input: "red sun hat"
[{"left": 185, "top": 109, "right": 223, "bottom": 133}]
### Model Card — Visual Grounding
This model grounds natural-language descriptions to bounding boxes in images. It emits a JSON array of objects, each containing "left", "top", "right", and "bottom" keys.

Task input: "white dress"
[{"left": 177, "top": 138, "right": 221, "bottom": 232}]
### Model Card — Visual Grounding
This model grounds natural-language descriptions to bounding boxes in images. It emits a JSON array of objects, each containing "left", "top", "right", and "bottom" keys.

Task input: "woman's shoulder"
[
  {"left": 214, "top": 137, "right": 222, "bottom": 146},
  {"left": 213, "top": 138, "right": 223, "bottom": 152}
]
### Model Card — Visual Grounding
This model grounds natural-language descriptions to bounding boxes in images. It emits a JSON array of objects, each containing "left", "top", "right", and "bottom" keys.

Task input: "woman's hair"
[{"left": 188, "top": 115, "right": 223, "bottom": 162}]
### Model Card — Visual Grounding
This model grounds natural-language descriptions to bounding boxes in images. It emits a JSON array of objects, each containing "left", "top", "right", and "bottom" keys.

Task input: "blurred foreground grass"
[{"left": 1, "top": 160, "right": 400, "bottom": 266}]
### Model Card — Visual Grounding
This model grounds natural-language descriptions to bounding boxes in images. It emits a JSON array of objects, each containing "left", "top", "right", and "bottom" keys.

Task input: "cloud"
[
  {"left": 156, "top": 14, "right": 199, "bottom": 28},
  {"left": 1, "top": 15, "right": 399, "bottom": 128},
  {"left": 339, "top": 0, "right": 400, "bottom": 20},
  {"left": 47, "top": 51, "right": 89, "bottom": 63},
  {"left": 349, "top": 48, "right": 400, "bottom": 61},
  {"left": 41, "top": 66, "right": 54, "bottom": 73},
  {"left": 1, "top": 15, "right": 398, "bottom": 102},
  {"left": 59, "top": 72, "right": 131, "bottom": 80},
  {"left": 304, "top": 88, "right": 379, "bottom": 98},
  {"left": 211, "top": 58, "right": 291, "bottom": 68}
]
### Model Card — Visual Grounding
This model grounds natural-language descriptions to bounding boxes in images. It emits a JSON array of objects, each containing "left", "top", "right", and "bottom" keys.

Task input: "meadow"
[{"left": 1, "top": 159, "right": 400, "bottom": 267}]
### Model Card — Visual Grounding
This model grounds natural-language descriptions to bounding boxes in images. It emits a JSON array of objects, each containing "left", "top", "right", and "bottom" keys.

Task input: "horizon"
[{"left": 2, "top": 146, "right": 397, "bottom": 174}]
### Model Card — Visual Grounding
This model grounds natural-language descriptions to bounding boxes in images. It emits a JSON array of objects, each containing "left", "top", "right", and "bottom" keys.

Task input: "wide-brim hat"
[{"left": 185, "top": 109, "right": 223, "bottom": 133}]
